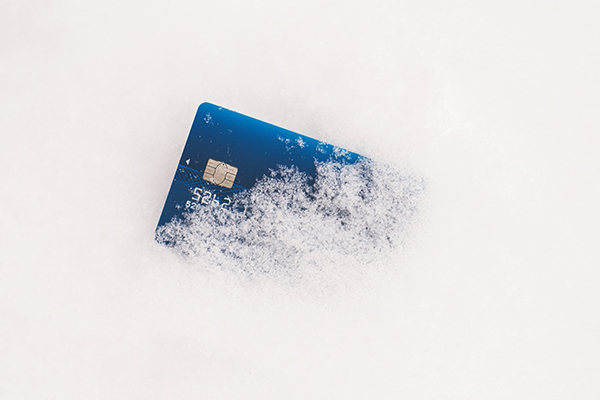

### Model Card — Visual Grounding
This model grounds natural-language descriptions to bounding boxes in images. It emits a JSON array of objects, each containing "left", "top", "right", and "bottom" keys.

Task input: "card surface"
[{"left": 156, "top": 103, "right": 363, "bottom": 231}]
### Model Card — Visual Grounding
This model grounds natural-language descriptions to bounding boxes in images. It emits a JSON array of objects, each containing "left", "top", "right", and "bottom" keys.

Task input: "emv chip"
[{"left": 203, "top": 159, "right": 238, "bottom": 188}]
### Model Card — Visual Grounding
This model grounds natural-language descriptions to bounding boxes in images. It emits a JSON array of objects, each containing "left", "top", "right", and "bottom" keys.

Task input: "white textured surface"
[{"left": 1, "top": 0, "right": 599, "bottom": 398}]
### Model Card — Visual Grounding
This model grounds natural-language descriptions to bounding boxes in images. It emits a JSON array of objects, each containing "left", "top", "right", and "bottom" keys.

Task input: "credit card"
[{"left": 156, "top": 103, "right": 364, "bottom": 231}]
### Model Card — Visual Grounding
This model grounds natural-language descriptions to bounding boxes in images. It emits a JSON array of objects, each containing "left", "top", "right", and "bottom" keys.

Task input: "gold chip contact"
[{"left": 202, "top": 158, "right": 238, "bottom": 188}]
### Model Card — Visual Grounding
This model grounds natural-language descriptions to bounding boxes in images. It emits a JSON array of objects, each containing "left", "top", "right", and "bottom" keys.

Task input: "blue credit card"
[{"left": 156, "top": 103, "right": 364, "bottom": 230}]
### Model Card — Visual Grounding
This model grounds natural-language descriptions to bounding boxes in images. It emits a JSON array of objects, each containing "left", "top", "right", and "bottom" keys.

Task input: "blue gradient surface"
[{"left": 157, "top": 103, "right": 363, "bottom": 228}]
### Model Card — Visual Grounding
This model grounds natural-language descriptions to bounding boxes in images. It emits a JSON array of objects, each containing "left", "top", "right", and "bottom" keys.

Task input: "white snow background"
[{"left": 1, "top": 0, "right": 599, "bottom": 398}]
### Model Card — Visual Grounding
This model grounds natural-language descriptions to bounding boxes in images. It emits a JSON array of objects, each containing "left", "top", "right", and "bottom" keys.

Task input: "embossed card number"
[{"left": 187, "top": 187, "right": 232, "bottom": 209}]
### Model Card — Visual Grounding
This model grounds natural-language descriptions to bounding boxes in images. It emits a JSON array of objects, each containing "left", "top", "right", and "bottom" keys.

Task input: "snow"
[{"left": 1, "top": 0, "right": 599, "bottom": 399}]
